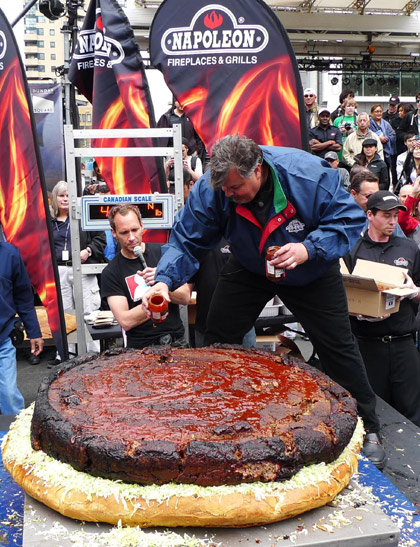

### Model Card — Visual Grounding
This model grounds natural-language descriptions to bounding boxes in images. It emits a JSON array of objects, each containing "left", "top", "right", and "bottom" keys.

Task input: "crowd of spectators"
[{"left": 4, "top": 91, "right": 420, "bottom": 472}]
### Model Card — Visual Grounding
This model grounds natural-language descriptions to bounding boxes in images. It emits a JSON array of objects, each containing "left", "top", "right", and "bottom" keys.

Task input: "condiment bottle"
[
  {"left": 148, "top": 294, "right": 169, "bottom": 322},
  {"left": 266, "top": 246, "right": 286, "bottom": 281}
]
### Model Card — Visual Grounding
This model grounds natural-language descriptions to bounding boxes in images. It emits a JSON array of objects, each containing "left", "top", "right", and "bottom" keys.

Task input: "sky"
[{"left": 1, "top": 2, "right": 25, "bottom": 53}]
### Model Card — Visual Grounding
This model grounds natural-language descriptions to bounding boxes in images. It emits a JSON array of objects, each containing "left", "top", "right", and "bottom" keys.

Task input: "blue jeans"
[{"left": 0, "top": 337, "right": 25, "bottom": 414}]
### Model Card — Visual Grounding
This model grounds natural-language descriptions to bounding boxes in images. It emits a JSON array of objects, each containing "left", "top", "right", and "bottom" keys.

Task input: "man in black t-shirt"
[
  {"left": 346, "top": 190, "right": 420, "bottom": 427},
  {"left": 101, "top": 205, "right": 191, "bottom": 348}
]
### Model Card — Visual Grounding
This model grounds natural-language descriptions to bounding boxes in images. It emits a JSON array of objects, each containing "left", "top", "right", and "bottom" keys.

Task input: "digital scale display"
[
  {"left": 88, "top": 203, "right": 164, "bottom": 220},
  {"left": 81, "top": 194, "right": 174, "bottom": 231}
]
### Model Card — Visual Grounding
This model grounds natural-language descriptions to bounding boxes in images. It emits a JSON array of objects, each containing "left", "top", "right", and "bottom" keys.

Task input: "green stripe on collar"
[{"left": 266, "top": 161, "right": 287, "bottom": 213}]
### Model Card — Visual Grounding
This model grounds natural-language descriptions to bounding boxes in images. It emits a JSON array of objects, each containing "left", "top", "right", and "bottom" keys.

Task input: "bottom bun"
[{"left": 1, "top": 406, "right": 362, "bottom": 528}]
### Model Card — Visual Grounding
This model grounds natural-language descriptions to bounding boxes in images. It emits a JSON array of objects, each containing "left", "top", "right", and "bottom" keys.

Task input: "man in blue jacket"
[
  {"left": 142, "top": 135, "right": 386, "bottom": 469},
  {"left": 0, "top": 242, "right": 43, "bottom": 414}
]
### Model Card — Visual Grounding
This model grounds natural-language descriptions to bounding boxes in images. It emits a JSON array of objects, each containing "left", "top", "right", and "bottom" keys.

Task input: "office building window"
[
  {"left": 50, "top": 41, "right": 55, "bottom": 48},
  {"left": 37, "top": 41, "right": 44, "bottom": 47},
  {"left": 38, "top": 53, "right": 45, "bottom": 60},
  {"left": 51, "top": 53, "right": 56, "bottom": 60},
  {"left": 38, "top": 65, "right": 45, "bottom": 72},
  {"left": 49, "top": 29, "right": 55, "bottom": 36},
  {"left": 37, "top": 28, "right": 44, "bottom": 35}
]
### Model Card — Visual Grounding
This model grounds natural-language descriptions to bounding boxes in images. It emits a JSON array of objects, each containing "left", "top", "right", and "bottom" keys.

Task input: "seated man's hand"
[
  {"left": 139, "top": 267, "right": 156, "bottom": 286},
  {"left": 141, "top": 282, "right": 171, "bottom": 318}
]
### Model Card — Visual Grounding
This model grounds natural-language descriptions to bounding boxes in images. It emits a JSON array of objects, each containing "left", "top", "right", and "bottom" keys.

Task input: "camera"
[{"left": 344, "top": 123, "right": 352, "bottom": 131}]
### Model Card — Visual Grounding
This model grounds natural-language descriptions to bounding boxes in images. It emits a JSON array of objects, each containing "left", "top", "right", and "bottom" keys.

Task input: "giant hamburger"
[{"left": 2, "top": 347, "right": 362, "bottom": 527}]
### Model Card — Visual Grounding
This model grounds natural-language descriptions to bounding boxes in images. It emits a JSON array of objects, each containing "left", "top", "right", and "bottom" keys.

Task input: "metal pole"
[
  {"left": 172, "top": 124, "right": 189, "bottom": 343},
  {"left": 64, "top": 124, "right": 87, "bottom": 355},
  {"left": 11, "top": 0, "right": 38, "bottom": 27}
]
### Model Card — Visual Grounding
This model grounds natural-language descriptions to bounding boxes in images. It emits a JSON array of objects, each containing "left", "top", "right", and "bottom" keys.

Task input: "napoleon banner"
[
  {"left": 68, "top": 0, "right": 167, "bottom": 196},
  {"left": 150, "top": 0, "right": 307, "bottom": 153},
  {"left": 0, "top": 9, "right": 68, "bottom": 359}
]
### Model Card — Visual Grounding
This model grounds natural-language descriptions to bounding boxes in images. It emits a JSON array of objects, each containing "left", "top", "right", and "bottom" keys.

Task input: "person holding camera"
[
  {"left": 165, "top": 138, "right": 203, "bottom": 193},
  {"left": 333, "top": 97, "right": 358, "bottom": 162},
  {"left": 308, "top": 109, "right": 342, "bottom": 158}
]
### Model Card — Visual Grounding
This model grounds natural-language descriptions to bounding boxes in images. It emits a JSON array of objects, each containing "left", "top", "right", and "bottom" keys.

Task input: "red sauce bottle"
[
  {"left": 148, "top": 294, "right": 169, "bottom": 323},
  {"left": 266, "top": 246, "right": 286, "bottom": 281}
]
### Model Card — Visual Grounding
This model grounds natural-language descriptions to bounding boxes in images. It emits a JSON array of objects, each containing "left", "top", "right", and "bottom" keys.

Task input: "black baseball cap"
[
  {"left": 389, "top": 96, "right": 400, "bottom": 105},
  {"left": 362, "top": 138, "right": 378, "bottom": 148},
  {"left": 367, "top": 190, "right": 406, "bottom": 211}
]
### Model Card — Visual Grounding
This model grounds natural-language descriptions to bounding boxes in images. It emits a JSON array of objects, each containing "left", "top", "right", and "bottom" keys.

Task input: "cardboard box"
[
  {"left": 259, "top": 296, "right": 282, "bottom": 317},
  {"left": 255, "top": 335, "right": 280, "bottom": 352},
  {"left": 340, "top": 258, "right": 414, "bottom": 317}
]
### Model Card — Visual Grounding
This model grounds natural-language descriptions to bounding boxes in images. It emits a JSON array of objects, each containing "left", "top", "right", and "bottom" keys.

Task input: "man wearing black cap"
[
  {"left": 383, "top": 96, "right": 400, "bottom": 130},
  {"left": 308, "top": 109, "right": 342, "bottom": 158},
  {"left": 345, "top": 190, "right": 420, "bottom": 428}
]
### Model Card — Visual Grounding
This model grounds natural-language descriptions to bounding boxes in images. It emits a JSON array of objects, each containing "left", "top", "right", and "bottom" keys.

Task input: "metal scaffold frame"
[{"left": 63, "top": 124, "right": 184, "bottom": 355}]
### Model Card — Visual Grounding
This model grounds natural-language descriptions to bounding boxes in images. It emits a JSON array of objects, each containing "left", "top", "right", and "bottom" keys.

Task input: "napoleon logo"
[
  {"left": 220, "top": 245, "right": 231, "bottom": 253},
  {"left": 285, "top": 220, "right": 305, "bottom": 233},
  {"left": 0, "top": 30, "right": 7, "bottom": 68},
  {"left": 161, "top": 5, "right": 269, "bottom": 56},
  {"left": 394, "top": 257, "right": 408, "bottom": 267},
  {"left": 73, "top": 11, "right": 124, "bottom": 67},
  {"left": 125, "top": 274, "right": 148, "bottom": 303}
]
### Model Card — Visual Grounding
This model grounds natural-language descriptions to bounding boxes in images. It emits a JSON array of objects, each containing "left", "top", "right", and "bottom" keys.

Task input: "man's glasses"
[
  {"left": 304, "top": 94, "right": 315, "bottom": 98},
  {"left": 359, "top": 193, "right": 374, "bottom": 198},
  {"left": 416, "top": 99, "right": 420, "bottom": 103}
]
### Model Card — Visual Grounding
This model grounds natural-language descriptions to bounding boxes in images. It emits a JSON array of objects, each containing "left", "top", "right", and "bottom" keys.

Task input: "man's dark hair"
[
  {"left": 108, "top": 204, "right": 142, "bottom": 231},
  {"left": 404, "top": 131, "right": 416, "bottom": 143},
  {"left": 183, "top": 169, "right": 193, "bottom": 186},
  {"left": 209, "top": 135, "right": 263, "bottom": 189},
  {"left": 350, "top": 170, "right": 379, "bottom": 193},
  {"left": 339, "top": 89, "right": 354, "bottom": 104}
]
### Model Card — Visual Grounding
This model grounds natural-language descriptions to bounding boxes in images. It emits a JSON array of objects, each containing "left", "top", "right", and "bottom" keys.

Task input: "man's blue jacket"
[
  {"left": 0, "top": 242, "right": 41, "bottom": 345},
  {"left": 156, "top": 146, "right": 366, "bottom": 290}
]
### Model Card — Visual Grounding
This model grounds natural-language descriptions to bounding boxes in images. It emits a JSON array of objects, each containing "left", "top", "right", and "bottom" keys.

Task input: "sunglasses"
[
  {"left": 417, "top": 99, "right": 420, "bottom": 103},
  {"left": 304, "top": 94, "right": 315, "bottom": 98}
]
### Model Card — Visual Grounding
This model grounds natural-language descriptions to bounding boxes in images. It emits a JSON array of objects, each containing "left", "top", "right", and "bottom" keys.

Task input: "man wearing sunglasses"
[
  {"left": 303, "top": 87, "right": 319, "bottom": 129},
  {"left": 397, "top": 92, "right": 420, "bottom": 141}
]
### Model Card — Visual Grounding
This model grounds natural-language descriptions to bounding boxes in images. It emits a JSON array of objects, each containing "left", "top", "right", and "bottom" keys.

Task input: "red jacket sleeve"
[{"left": 398, "top": 195, "right": 420, "bottom": 235}]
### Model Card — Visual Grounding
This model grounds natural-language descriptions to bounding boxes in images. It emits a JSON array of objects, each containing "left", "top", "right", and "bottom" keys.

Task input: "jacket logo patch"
[
  {"left": 285, "top": 219, "right": 305, "bottom": 233},
  {"left": 394, "top": 257, "right": 408, "bottom": 267},
  {"left": 125, "top": 274, "right": 148, "bottom": 302},
  {"left": 220, "top": 245, "right": 231, "bottom": 254}
]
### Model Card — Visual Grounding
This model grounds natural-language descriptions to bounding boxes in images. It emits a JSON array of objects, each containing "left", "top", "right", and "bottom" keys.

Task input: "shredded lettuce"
[{"left": 2, "top": 405, "right": 363, "bottom": 506}]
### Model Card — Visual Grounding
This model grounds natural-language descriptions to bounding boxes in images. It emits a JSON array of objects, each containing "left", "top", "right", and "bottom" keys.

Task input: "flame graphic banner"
[
  {"left": 68, "top": 0, "right": 167, "bottom": 199},
  {"left": 0, "top": 9, "right": 67, "bottom": 358},
  {"left": 150, "top": 0, "right": 307, "bottom": 153}
]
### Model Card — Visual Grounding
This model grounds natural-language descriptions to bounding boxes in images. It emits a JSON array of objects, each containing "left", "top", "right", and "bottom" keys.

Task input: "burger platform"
[{"left": 1, "top": 398, "right": 419, "bottom": 546}]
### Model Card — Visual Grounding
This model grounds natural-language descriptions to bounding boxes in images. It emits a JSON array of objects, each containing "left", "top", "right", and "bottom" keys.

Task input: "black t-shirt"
[
  {"left": 348, "top": 233, "right": 420, "bottom": 337},
  {"left": 101, "top": 243, "right": 184, "bottom": 348}
]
